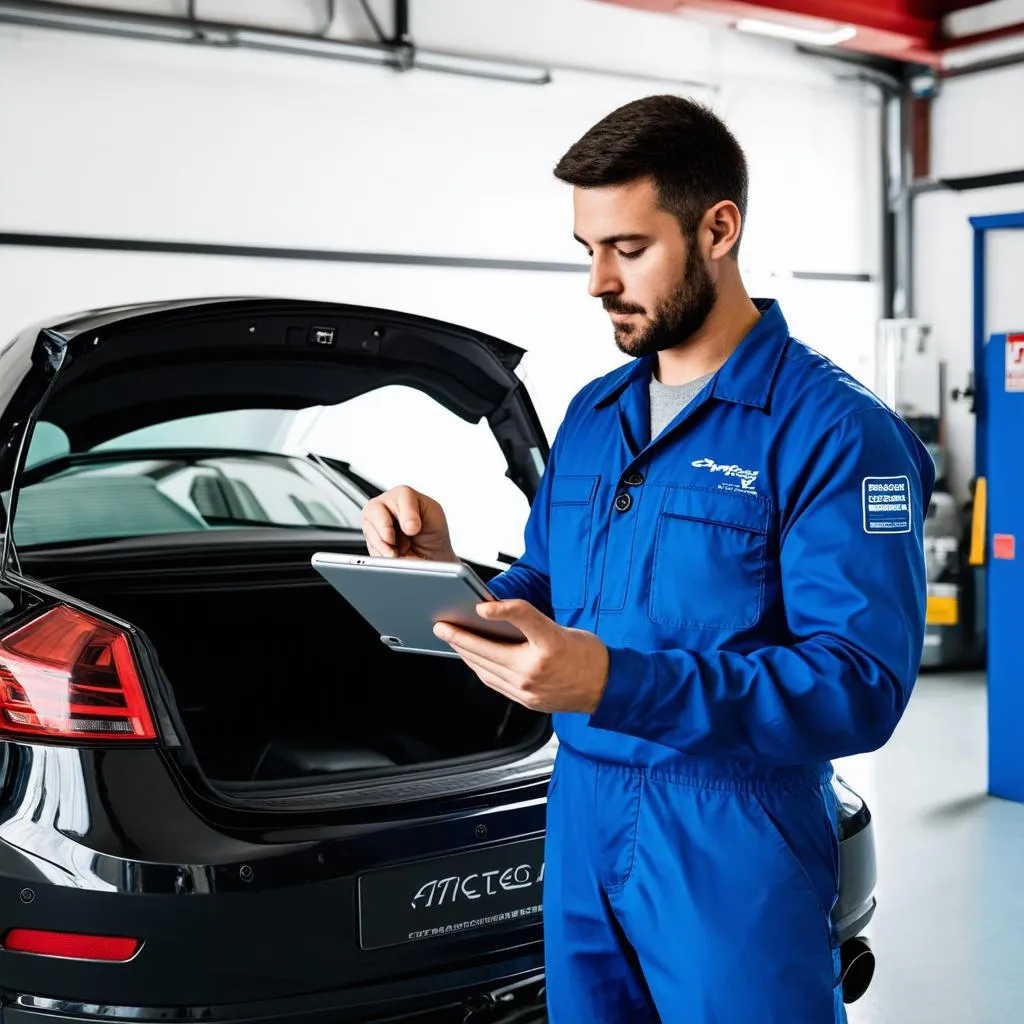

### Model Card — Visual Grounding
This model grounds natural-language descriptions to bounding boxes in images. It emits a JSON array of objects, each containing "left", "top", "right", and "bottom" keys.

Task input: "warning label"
[
  {"left": 1007, "top": 334, "right": 1024, "bottom": 393},
  {"left": 863, "top": 476, "right": 912, "bottom": 535},
  {"left": 994, "top": 534, "right": 1016, "bottom": 561}
]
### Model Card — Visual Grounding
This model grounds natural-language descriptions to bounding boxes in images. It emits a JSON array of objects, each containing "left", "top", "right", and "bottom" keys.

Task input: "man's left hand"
[{"left": 433, "top": 600, "right": 609, "bottom": 714}]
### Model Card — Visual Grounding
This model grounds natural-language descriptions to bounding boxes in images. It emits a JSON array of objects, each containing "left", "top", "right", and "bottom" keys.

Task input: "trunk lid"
[{"left": 0, "top": 297, "right": 550, "bottom": 572}]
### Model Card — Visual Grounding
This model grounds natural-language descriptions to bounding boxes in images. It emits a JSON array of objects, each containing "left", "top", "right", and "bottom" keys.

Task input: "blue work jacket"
[{"left": 489, "top": 298, "right": 936, "bottom": 772}]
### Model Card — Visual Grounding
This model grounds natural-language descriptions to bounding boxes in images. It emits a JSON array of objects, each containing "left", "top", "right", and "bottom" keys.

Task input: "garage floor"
[{"left": 840, "top": 670, "right": 1024, "bottom": 1024}]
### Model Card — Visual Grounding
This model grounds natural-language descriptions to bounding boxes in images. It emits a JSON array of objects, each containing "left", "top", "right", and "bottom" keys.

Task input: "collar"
[{"left": 591, "top": 298, "right": 790, "bottom": 411}]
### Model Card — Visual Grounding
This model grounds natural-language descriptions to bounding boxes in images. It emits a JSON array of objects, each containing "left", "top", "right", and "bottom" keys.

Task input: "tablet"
[{"left": 310, "top": 552, "right": 525, "bottom": 657}]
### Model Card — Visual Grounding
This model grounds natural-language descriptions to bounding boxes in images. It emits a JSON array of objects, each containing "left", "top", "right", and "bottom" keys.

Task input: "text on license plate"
[{"left": 357, "top": 836, "right": 545, "bottom": 950}]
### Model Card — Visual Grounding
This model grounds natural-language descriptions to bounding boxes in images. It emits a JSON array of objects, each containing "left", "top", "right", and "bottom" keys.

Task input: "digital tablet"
[{"left": 310, "top": 552, "right": 525, "bottom": 657}]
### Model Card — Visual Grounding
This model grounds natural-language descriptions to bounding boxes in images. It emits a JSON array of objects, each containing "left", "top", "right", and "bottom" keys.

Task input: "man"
[{"left": 362, "top": 95, "right": 934, "bottom": 1023}]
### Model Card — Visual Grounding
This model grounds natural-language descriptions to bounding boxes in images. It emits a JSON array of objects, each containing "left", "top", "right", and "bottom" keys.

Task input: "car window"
[
  {"left": 24, "top": 421, "right": 70, "bottom": 469},
  {"left": 12, "top": 450, "right": 366, "bottom": 549},
  {"left": 91, "top": 409, "right": 293, "bottom": 453}
]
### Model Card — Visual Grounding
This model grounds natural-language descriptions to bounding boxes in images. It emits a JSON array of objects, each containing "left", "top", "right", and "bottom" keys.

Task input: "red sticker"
[
  {"left": 994, "top": 534, "right": 1016, "bottom": 560},
  {"left": 1007, "top": 335, "right": 1024, "bottom": 392}
]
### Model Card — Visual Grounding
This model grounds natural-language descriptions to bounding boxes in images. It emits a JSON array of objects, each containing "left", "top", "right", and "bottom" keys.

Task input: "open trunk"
[
  {"left": 22, "top": 537, "right": 548, "bottom": 787},
  {"left": 2, "top": 298, "right": 554, "bottom": 792}
]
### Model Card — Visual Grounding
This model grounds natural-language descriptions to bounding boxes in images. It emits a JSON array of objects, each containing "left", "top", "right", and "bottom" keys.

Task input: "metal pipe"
[
  {"left": 894, "top": 81, "right": 915, "bottom": 318},
  {"left": 0, "top": 0, "right": 553, "bottom": 85},
  {"left": 393, "top": 0, "right": 409, "bottom": 46},
  {"left": 798, "top": 50, "right": 905, "bottom": 321},
  {"left": 0, "top": 0, "right": 728, "bottom": 92},
  {"left": 942, "top": 48, "right": 1024, "bottom": 77},
  {"left": 879, "top": 83, "right": 896, "bottom": 319},
  {"left": 0, "top": 0, "right": 735, "bottom": 92}
]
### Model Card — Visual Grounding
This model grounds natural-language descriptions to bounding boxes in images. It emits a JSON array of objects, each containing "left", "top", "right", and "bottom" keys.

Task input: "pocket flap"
[
  {"left": 551, "top": 474, "right": 599, "bottom": 505},
  {"left": 661, "top": 486, "right": 769, "bottom": 534}
]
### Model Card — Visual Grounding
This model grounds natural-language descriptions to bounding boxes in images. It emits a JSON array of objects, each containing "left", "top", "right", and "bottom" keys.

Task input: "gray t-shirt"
[{"left": 649, "top": 371, "right": 715, "bottom": 439}]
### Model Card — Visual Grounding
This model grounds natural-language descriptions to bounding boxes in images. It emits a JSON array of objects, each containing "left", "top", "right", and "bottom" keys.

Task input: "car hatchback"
[{"left": 0, "top": 298, "right": 877, "bottom": 1022}]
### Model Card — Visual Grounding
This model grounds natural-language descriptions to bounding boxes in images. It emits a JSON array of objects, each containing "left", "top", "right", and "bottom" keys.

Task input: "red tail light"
[
  {"left": 0, "top": 605, "right": 156, "bottom": 741},
  {"left": 2, "top": 928, "right": 140, "bottom": 961}
]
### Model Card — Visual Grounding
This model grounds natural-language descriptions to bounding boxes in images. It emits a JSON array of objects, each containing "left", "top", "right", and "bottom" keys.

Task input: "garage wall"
[
  {"left": 0, "top": 0, "right": 884, "bottom": 561},
  {"left": 913, "top": 63, "right": 1024, "bottom": 501}
]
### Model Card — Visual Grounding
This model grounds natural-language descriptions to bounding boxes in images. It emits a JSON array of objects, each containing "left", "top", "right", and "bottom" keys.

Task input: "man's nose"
[{"left": 588, "top": 253, "right": 622, "bottom": 299}]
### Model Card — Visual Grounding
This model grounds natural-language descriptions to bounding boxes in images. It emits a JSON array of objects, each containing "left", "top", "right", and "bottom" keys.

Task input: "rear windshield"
[{"left": 14, "top": 388, "right": 531, "bottom": 563}]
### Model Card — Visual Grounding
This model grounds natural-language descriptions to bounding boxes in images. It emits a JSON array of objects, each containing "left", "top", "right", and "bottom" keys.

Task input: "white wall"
[
  {"left": 0, "top": 0, "right": 883, "bottom": 560},
  {"left": 913, "top": 63, "right": 1024, "bottom": 500}
]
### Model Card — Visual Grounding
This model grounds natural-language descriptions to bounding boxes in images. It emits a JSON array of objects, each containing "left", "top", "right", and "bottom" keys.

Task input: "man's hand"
[
  {"left": 433, "top": 599, "right": 610, "bottom": 714},
  {"left": 361, "top": 485, "right": 457, "bottom": 562}
]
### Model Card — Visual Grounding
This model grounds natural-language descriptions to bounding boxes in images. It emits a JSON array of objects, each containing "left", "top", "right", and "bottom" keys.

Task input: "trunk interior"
[{"left": 22, "top": 538, "right": 548, "bottom": 786}]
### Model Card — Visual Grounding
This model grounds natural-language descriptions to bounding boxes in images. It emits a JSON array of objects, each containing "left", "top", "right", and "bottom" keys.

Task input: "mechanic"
[{"left": 361, "top": 95, "right": 935, "bottom": 1023}]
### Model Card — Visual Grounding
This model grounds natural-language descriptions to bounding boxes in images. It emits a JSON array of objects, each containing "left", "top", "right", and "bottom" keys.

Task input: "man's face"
[{"left": 573, "top": 177, "right": 716, "bottom": 358}]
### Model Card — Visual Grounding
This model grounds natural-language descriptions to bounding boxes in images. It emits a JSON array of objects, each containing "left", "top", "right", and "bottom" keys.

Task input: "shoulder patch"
[{"left": 862, "top": 476, "right": 911, "bottom": 534}]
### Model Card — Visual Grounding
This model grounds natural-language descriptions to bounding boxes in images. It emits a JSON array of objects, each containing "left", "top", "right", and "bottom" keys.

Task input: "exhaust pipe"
[{"left": 840, "top": 936, "right": 876, "bottom": 1004}]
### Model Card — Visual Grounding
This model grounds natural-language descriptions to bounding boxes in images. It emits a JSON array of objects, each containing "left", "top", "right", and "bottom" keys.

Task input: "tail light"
[
  {"left": 2, "top": 928, "right": 140, "bottom": 962},
  {"left": 0, "top": 605, "right": 156, "bottom": 741}
]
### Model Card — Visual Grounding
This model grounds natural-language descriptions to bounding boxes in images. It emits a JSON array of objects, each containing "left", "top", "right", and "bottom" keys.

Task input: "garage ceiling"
[{"left": 598, "top": 0, "right": 1024, "bottom": 65}]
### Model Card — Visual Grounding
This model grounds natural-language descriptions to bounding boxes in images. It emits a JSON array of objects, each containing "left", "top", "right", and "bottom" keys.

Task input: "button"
[
  {"left": 614, "top": 493, "right": 633, "bottom": 513},
  {"left": 622, "top": 471, "right": 645, "bottom": 487}
]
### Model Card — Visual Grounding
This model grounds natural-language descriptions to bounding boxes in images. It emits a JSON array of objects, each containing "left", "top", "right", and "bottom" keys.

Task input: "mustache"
[{"left": 602, "top": 298, "right": 646, "bottom": 315}]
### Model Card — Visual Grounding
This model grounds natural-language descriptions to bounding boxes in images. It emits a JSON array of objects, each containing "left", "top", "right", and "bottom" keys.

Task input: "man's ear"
[{"left": 703, "top": 200, "right": 742, "bottom": 261}]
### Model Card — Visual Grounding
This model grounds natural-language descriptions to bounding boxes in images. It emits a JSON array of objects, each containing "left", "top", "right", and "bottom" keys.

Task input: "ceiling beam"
[{"left": 598, "top": 0, "right": 1024, "bottom": 63}]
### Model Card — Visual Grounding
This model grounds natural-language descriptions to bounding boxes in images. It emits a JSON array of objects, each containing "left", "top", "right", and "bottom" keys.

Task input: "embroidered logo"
[
  {"left": 862, "top": 476, "right": 911, "bottom": 534},
  {"left": 691, "top": 458, "right": 759, "bottom": 493}
]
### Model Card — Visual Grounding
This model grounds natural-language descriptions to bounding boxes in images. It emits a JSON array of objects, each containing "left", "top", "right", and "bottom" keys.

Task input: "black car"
[{"left": 0, "top": 298, "right": 877, "bottom": 1022}]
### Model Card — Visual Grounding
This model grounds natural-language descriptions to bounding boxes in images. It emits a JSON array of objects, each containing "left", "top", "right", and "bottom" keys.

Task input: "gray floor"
[{"left": 841, "top": 670, "right": 1024, "bottom": 1024}]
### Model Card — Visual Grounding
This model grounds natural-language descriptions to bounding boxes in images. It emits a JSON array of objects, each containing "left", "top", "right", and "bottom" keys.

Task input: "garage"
[{"left": 0, "top": 1, "right": 1021, "bottom": 1021}]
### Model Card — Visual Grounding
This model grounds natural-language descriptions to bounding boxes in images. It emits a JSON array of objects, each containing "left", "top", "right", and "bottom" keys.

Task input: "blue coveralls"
[{"left": 489, "top": 299, "right": 935, "bottom": 1023}]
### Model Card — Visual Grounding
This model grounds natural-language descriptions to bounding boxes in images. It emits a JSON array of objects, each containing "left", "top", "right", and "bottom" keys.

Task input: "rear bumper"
[
  {"left": 833, "top": 818, "right": 877, "bottom": 945},
  {"left": 2, "top": 966, "right": 546, "bottom": 1024}
]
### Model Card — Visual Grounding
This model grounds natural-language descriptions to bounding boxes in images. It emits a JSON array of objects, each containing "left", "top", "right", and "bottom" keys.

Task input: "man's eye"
[{"left": 618, "top": 248, "right": 646, "bottom": 260}]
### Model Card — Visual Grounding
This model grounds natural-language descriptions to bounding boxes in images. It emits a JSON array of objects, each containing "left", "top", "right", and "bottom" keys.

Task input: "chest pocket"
[
  {"left": 649, "top": 486, "right": 770, "bottom": 630},
  {"left": 548, "top": 475, "right": 599, "bottom": 610}
]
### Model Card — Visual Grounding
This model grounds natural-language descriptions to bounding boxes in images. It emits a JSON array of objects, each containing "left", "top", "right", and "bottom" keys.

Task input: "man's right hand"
[{"left": 361, "top": 485, "right": 457, "bottom": 562}]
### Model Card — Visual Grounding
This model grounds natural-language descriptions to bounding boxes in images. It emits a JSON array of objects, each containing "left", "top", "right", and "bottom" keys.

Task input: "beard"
[{"left": 603, "top": 244, "right": 717, "bottom": 358}]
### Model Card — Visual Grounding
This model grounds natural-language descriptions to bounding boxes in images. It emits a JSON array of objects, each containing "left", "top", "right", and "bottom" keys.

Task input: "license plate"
[{"left": 357, "top": 836, "right": 545, "bottom": 950}]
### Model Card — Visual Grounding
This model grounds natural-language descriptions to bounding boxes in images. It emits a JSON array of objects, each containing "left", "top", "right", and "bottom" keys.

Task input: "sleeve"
[
  {"left": 484, "top": 429, "right": 560, "bottom": 618},
  {"left": 588, "top": 407, "right": 936, "bottom": 764}
]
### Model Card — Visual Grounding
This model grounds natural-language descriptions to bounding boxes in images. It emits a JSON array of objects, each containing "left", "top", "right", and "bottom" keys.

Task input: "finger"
[
  {"left": 363, "top": 502, "right": 398, "bottom": 546},
  {"left": 434, "top": 621, "right": 523, "bottom": 666},
  {"left": 392, "top": 487, "right": 422, "bottom": 537},
  {"left": 459, "top": 651, "right": 508, "bottom": 688},
  {"left": 475, "top": 599, "right": 553, "bottom": 643},
  {"left": 446, "top": 639, "right": 519, "bottom": 685},
  {"left": 458, "top": 652, "right": 524, "bottom": 702},
  {"left": 362, "top": 518, "right": 394, "bottom": 557}
]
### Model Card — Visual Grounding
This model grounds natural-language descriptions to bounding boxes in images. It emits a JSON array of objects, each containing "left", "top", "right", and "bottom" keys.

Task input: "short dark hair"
[{"left": 553, "top": 94, "right": 749, "bottom": 256}]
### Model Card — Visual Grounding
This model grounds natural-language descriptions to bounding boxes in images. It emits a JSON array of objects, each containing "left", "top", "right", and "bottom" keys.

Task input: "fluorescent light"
[
  {"left": 944, "top": 0, "right": 1024, "bottom": 39},
  {"left": 735, "top": 17, "right": 857, "bottom": 47}
]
